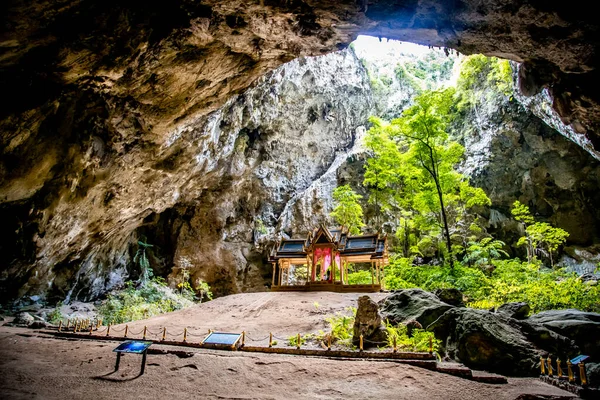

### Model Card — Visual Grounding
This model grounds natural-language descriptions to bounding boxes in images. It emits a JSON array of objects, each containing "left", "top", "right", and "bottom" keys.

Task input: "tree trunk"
[{"left": 433, "top": 176, "right": 453, "bottom": 267}]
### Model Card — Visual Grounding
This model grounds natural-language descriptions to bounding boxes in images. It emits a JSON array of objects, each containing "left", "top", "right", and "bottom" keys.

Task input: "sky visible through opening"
[{"left": 351, "top": 35, "right": 434, "bottom": 58}]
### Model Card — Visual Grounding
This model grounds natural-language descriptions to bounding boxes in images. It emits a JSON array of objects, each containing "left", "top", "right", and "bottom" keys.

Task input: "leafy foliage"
[
  {"left": 134, "top": 239, "right": 154, "bottom": 284},
  {"left": 385, "top": 322, "right": 440, "bottom": 353},
  {"left": 384, "top": 256, "right": 600, "bottom": 313},
  {"left": 324, "top": 307, "right": 356, "bottom": 346},
  {"left": 98, "top": 278, "right": 195, "bottom": 325},
  {"left": 512, "top": 201, "right": 570, "bottom": 266},
  {"left": 456, "top": 55, "right": 513, "bottom": 109},
  {"left": 364, "top": 89, "right": 490, "bottom": 263},
  {"left": 47, "top": 302, "right": 64, "bottom": 324},
  {"left": 330, "top": 185, "right": 365, "bottom": 235},
  {"left": 464, "top": 238, "right": 509, "bottom": 269}
]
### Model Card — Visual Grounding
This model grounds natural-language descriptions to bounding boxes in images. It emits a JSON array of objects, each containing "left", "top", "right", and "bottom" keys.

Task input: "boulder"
[
  {"left": 433, "top": 288, "right": 465, "bottom": 307},
  {"left": 496, "top": 302, "right": 531, "bottom": 320},
  {"left": 352, "top": 295, "right": 388, "bottom": 348},
  {"left": 528, "top": 309, "right": 600, "bottom": 359},
  {"left": 428, "top": 308, "right": 577, "bottom": 376},
  {"left": 29, "top": 321, "right": 48, "bottom": 329},
  {"left": 379, "top": 289, "right": 454, "bottom": 328},
  {"left": 586, "top": 363, "right": 600, "bottom": 387},
  {"left": 12, "top": 312, "right": 35, "bottom": 327}
]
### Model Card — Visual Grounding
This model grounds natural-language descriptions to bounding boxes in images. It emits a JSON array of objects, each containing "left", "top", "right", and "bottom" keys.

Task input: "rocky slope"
[
  {"left": 455, "top": 76, "right": 600, "bottom": 248},
  {"left": 0, "top": 48, "right": 372, "bottom": 302}
]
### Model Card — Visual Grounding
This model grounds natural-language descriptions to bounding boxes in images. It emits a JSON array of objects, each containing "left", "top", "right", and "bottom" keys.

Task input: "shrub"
[
  {"left": 385, "top": 322, "right": 440, "bottom": 353},
  {"left": 98, "top": 278, "right": 195, "bottom": 325},
  {"left": 383, "top": 256, "right": 600, "bottom": 313}
]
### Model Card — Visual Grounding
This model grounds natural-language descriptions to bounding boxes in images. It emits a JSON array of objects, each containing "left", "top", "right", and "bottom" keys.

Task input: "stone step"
[
  {"left": 471, "top": 370, "right": 509, "bottom": 384},
  {"left": 436, "top": 362, "right": 473, "bottom": 379}
]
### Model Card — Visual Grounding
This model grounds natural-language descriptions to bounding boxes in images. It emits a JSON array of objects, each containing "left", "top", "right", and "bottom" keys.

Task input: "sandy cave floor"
[{"left": 0, "top": 292, "right": 576, "bottom": 399}]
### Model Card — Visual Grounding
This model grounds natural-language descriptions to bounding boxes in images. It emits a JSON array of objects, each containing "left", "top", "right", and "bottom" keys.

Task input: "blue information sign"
[
  {"left": 113, "top": 341, "right": 153, "bottom": 354},
  {"left": 570, "top": 355, "right": 590, "bottom": 364}
]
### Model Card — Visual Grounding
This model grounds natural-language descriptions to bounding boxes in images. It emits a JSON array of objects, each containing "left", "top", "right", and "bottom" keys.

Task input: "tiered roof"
[{"left": 269, "top": 225, "right": 387, "bottom": 261}]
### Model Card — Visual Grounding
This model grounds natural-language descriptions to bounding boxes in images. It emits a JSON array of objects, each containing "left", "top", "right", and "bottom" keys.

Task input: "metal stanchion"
[
  {"left": 327, "top": 334, "right": 331, "bottom": 350},
  {"left": 242, "top": 331, "right": 245, "bottom": 347},
  {"left": 162, "top": 327, "right": 167, "bottom": 341},
  {"left": 359, "top": 335, "right": 363, "bottom": 351},
  {"left": 429, "top": 337, "right": 433, "bottom": 354},
  {"left": 557, "top": 359, "right": 562, "bottom": 378},
  {"left": 269, "top": 332, "right": 273, "bottom": 348},
  {"left": 547, "top": 356, "right": 553, "bottom": 377},
  {"left": 58, "top": 320, "right": 63, "bottom": 332},
  {"left": 106, "top": 324, "right": 111, "bottom": 337},
  {"left": 393, "top": 336, "right": 397, "bottom": 353},
  {"left": 296, "top": 333, "right": 301, "bottom": 350},
  {"left": 579, "top": 363, "right": 587, "bottom": 386},
  {"left": 124, "top": 325, "right": 128, "bottom": 338},
  {"left": 183, "top": 328, "right": 187, "bottom": 343},
  {"left": 66, "top": 319, "right": 70, "bottom": 329},
  {"left": 567, "top": 360, "right": 574, "bottom": 382},
  {"left": 89, "top": 324, "right": 93, "bottom": 335},
  {"left": 143, "top": 326, "right": 147, "bottom": 340},
  {"left": 540, "top": 357, "right": 546, "bottom": 375}
]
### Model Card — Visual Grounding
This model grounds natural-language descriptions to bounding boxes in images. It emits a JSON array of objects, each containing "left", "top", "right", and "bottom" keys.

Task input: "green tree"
[
  {"left": 330, "top": 185, "right": 365, "bottom": 235},
  {"left": 511, "top": 201, "right": 569, "bottom": 266},
  {"left": 393, "top": 88, "right": 460, "bottom": 265}
]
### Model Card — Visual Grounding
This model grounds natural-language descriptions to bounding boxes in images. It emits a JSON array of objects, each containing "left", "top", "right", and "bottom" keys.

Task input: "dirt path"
[{"left": 0, "top": 292, "right": 576, "bottom": 399}]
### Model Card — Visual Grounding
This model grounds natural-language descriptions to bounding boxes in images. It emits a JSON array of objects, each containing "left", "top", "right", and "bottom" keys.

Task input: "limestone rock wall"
[{"left": 0, "top": 49, "right": 373, "bottom": 301}]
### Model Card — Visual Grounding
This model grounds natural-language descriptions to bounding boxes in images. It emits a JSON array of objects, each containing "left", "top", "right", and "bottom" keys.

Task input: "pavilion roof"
[{"left": 269, "top": 226, "right": 387, "bottom": 261}]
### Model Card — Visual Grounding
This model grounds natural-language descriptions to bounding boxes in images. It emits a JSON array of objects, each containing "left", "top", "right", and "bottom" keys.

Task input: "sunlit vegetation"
[
  {"left": 329, "top": 53, "right": 597, "bottom": 314},
  {"left": 330, "top": 185, "right": 365, "bottom": 235},
  {"left": 98, "top": 278, "right": 195, "bottom": 325},
  {"left": 98, "top": 248, "right": 213, "bottom": 324},
  {"left": 384, "top": 257, "right": 600, "bottom": 313}
]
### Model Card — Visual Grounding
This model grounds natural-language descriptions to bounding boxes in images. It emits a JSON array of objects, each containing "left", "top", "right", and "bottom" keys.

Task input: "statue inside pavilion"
[{"left": 268, "top": 225, "right": 388, "bottom": 292}]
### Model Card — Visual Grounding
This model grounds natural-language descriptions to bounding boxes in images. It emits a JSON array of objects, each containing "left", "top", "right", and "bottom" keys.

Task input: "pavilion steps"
[
  {"left": 271, "top": 282, "right": 381, "bottom": 293},
  {"left": 435, "top": 362, "right": 508, "bottom": 384}
]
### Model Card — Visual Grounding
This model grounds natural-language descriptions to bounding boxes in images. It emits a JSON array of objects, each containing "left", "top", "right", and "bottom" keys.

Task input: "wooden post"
[
  {"left": 547, "top": 356, "right": 553, "bottom": 376},
  {"left": 269, "top": 332, "right": 273, "bottom": 348},
  {"left": 370, "top": 262, "right": 374, "bottom": 285},
  {"left": 271, "top": 263, "right": 276, "bottom": 287},
  {"left": 557, "top": 359, "right": 562, "bottom": 378},
  {"left": 579, "top": 363, "right": 587, "bottom": 386},
  {"left": 567, "top": 360, "right": 574, "bottom": 382},
  {"left": 340, "top": 259, "right": 344, "bottom": 285},
  {"left": 540, "top": 357, "right": 546, "bottom": 375}
]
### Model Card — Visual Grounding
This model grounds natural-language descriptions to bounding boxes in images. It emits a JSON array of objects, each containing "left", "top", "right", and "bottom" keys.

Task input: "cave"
[{"left": 1, "top": 0, "right": 600, "bottom": 305}]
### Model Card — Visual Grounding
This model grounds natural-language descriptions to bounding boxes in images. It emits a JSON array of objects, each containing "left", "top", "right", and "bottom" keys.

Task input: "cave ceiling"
[{"left": 1, "top": 0, "right": 599, "bottom": 153}]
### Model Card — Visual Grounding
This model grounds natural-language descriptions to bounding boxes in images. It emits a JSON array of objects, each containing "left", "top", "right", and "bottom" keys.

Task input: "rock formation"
[
  {"left": 379, "top": 289, "right": 600, "bottom": 376},
  {"left": 0, "top": 48, "right": 372, "bottom": 301},
  {"left": 352, "top": 295, "right": 388, "bottom": 347},
  {"left": 2, "top": 0, "right": 600, "bottom": 302}
]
